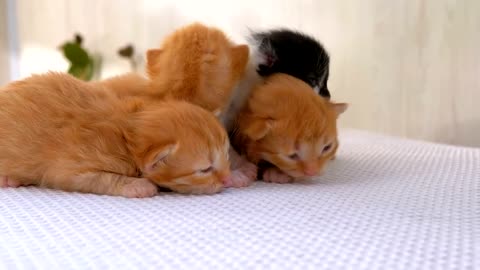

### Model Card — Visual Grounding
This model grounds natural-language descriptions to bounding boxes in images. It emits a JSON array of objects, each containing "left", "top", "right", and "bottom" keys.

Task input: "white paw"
[
  {"left": 0, "top": 176, "right": 22, "bottom": 188},
  {"left": 227, "top": 160, "right": 257, "bottom": 188},
  {"left": 227, "top": 169, "right": 254, "bottom": 188},
  {"left": 238, "top": 159, "right": 258, "bottom": 181},
  {"left": 262, "top": 168, "right": 293, "bottom": 184},
  {"left": 121, "top": 178, "right": 158, "bottom": 198}
]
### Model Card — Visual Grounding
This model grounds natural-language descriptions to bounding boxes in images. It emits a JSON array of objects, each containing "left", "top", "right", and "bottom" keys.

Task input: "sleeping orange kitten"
[
  {"left": 232, "top": 73, "right": 348, "bottom": 183},
  {"left": 94, "top": 23, "right": 255, "bottom": 188},
  {"left": 140, "top": 23, "right": 257, "bottom": 187},
  {"left": 0, "top": 73, "right": 231, "bottom": 197}
]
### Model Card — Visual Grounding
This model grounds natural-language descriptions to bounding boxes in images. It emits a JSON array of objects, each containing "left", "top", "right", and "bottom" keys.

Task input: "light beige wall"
[
  {"left": 330, "top": 0, "right": 480, "bottom": 147},
  {"left": 0, "top": 0, "right": 11, "bottom": 86},
  {"left": 14, "top": 0, "right": 480, "bottom": 146}
]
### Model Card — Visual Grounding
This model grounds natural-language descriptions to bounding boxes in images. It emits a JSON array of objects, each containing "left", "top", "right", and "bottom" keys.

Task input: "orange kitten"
[
  {"left": 146, "top": 22, "right": 249, "bottom": 118},
  {"left": 92, "top": 23, "right": 256, "bottom": 187},
  {"left": 0, "top": 73, "right": 231, "bottom": 197},
  {"left": 232, "top": 73, "right": 348, "bottom": 183},
  {"left": 144, "top": 23, "right": 257, "bottom": 187}
]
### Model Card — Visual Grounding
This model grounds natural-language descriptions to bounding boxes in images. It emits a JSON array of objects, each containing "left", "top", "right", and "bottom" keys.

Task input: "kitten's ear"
[
  {"left": 146, "top": 49, "right": 163, "bottom": 77},
  {"left": 244, "top": 117, "right": 273, "bottom": 140},
  {"left": 144, "top": 143, "right": 178, "bottom": 174},
  {"left": 146, "top": 49, "right": 162, "bottom": 67},
  {"left": 230, "top": 45, "right": 249, "bottom": 76},
  {"left": 330, "top": 102, "right": 348, "bottom": 118},
  {"left": 258, "top": 37, "right": 276, "bottom": 67}
]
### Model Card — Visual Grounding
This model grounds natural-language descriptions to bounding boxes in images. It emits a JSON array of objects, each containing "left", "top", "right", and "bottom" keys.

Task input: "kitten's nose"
[
  {"left": 303, "top": 163, "right": 319, "bottom": 176},
  {"left": 218, "top": 172, "right": 232, "bottom": 187},
  {"left": 303, "top": 168, "right": 318, "bottom": 176},
  {"left": 221, "top": 175, "right": 233, "bottom": 187}
]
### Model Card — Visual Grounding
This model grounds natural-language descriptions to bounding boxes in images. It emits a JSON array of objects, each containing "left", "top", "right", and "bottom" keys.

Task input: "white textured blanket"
[{"left": 1, "top": 129, "right": 478, "bottom": 269}]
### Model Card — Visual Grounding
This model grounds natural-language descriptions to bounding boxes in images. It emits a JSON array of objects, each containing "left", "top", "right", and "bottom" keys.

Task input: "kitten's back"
[
  {"left": 146, "top": 23, "right": 249, "bottom": 115},
  {"left": 93, "top": 73, "right": 150, "bottom": 99},
  {"left": 0, "top": 73, "right": 136, "bottom": 183}
]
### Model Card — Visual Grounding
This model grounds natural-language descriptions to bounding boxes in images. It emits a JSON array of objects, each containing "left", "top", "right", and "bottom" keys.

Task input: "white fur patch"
[{"left": 221, "top": 53, "right": 263, "bottom": 131}]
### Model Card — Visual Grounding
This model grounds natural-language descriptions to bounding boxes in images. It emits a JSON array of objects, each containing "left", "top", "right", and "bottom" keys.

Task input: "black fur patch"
[{"left": 250, "top": 29, "right": 331, "bottom": 99}]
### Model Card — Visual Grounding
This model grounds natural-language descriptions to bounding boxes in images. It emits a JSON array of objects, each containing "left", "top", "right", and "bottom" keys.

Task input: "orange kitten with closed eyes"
[
  {"left": 232, "top": 73, "right": 348, "bottom": 183},
  {"left": 138, "top": 23, "right": 257, "bottom": 188},
  {"left": 0, "top": 73, "right": 231, "bottom": 197},
  {"left": 95, "top": 24, "right": 256, "bottom": 187}
]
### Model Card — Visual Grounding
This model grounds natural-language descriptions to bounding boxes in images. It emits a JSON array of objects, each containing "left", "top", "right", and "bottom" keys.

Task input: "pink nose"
[
  {"left": 221, "top": 175, "right": 233, "bottom": 187},
  {"left": 303, "top": 169, "right": 318, "bottom": 176}
]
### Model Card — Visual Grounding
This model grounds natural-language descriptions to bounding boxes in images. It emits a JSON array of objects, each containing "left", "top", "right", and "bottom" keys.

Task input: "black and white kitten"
[{"left": 248, "top": 28, "right": 331, "bottom": 99}]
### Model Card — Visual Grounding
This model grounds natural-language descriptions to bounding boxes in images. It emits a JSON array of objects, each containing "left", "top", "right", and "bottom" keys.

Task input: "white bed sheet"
[{"left": 1, "top": 129, "right": 479, "bottom": 269}]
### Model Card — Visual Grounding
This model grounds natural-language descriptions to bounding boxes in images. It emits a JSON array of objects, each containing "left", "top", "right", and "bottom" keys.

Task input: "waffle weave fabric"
[{"left": 1, "top": 129, "right": 478, "bottom": 269}]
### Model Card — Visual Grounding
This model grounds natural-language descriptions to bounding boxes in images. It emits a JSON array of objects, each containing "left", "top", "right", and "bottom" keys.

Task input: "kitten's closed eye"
[
  {"left": 198, "top": 166, "right": 213, "bottom": 174},
  {"left": 288, "top": 153, "right": 300, "bottom": 160},
  {"left": 322, "top": 143, "right": 332, "bottom": 153}
]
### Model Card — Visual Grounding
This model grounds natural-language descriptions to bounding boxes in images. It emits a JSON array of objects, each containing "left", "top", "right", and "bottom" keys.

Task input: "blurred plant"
[
  {"left": 118, "top": 44, "right": 138, "bottom": 72},
  {"left": 59, "top": 33, "right": 96, "bottom": 81},
  {"left": 59, "top": 33, "right": 140, "bottom": 80}
]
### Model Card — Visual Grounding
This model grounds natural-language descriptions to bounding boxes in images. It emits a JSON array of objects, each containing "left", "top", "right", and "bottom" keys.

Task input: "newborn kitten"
[
  {"left": 231, "top": 73, "right": 347, "bottom": 183},
  {"left": 146, "top": 22, "right": 249, "bottom": 117},
  {"left": 223, "top": 29, "right": 331, "bottom": 144},
  {"left": 0, "top": 73, "right": 231, "bottom": 197},
  {"left": 90, "top": 23, "right": 255, "bottom": 188},
  {"left": 144, "top": 23, "right": 257, "bottom": 188},
  {"left": 248, "top": 28, "right": 331, "bottom": 98}
]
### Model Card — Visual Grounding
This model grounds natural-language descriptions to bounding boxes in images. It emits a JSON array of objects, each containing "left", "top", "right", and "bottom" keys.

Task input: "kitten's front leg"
[
  {"left": 262, "top": 167, "right": 294, "bottom": 184},
  {"left": 59, "top": 172, "right": 158, "bottom": 198},
  {"left": 119, "top": 178, "right": 159, "bottom": 198},
  {"left": 227, "top": 147, "right": 257, "bottom": 188},
  {"left": 0, "top": 176, "right": 22, "bottom": 188}
]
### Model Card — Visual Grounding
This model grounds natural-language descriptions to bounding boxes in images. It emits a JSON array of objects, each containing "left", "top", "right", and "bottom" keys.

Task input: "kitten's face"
[
  {"left": 251, "top": 29, "right": 331, "bottom": 98},
  {"left": 132, "top": 101, "right": 231, "bottom": 194},
  {"left": 145, "top": 139, "right": 231, "bottom": 195},
  {"left": 252, "top": 123, "right": 339, "bottom": 179},
  {"left": 236, "top": 74, "right": 347, "bottom": 180},
  {"left": 147, "top": 23, "right": 249, "bottom": 116}
]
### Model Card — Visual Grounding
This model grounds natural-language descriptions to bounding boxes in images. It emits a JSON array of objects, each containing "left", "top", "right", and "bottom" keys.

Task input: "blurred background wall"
[
  {"left": 0, "top": 0, "right": 11, "bottom": 84},
  {"left": 1, "top": 0, "right": 479, "bottom": 146}
]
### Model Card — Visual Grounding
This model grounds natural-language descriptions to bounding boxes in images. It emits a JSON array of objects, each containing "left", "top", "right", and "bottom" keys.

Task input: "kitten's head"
[
  {"left": 129, "top": 100, "right": 231, "bottom": 194},
  {"left": 249, "top": 29, "right": 331, "bottom": 98},
  {"left": 146, "top": 23, "right": 249, "bottom": 116},
  {"left": 235, "top": 74, "right": 347, "bottom": 180}
]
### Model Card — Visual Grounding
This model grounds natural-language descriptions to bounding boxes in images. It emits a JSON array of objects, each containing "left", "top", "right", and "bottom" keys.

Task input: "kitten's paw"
[
  {"left": 262, "top": 168, "right": 293, "bottom": 184},
  {"left": 227, "top": 161, "right": 257, "bottom": 188},
  {"left": 240, "top": 161, "right": 258, "bottom": 180},
  {"left": 0, "top": 176, "right": 22, "bottom": 188},
  {"left": 228, "top": 169, "right": 254, "bottom": 188},
  {"left": 121, "top": 178, "right": 158, "bottom": 198}
]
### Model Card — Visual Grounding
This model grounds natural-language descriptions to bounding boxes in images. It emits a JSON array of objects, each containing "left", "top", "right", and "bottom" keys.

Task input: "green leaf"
[
  {"left": 61, "top": 42, "right": 90, "bottom": 66},
  {"left": 68, "top": 58, "right": 94, "bottom": 81}
]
